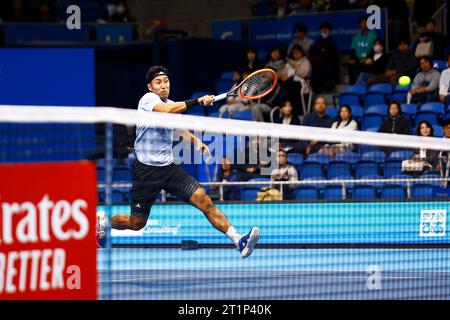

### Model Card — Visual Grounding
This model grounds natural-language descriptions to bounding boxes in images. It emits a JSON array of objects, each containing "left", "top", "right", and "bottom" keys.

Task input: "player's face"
[{"left": 149, "top": 75, "right": 170, "bottom": 99}]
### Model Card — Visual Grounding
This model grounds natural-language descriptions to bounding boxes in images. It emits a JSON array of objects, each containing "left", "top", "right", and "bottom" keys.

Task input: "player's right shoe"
[
  {"left": 238, "top": 227, "right": 260, "bottom": 258},
  {"left": 96, "top": 210, "right": 108, "bottom": 248}
]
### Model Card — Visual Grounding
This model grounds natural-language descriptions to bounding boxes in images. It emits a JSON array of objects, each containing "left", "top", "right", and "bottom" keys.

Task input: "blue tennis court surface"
[{"left": 98, "top": 248, "right": 450, "bottom": 300}]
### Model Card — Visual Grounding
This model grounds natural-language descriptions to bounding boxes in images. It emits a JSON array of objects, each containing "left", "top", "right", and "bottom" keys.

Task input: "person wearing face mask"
[
  {"left": 348, "top": 16, "right": 378, "bottom": 84},
  {"left": 355, "top": 38, "right": 390, "bottom": 86},
  {"left": 309, "top": 21, "right": 339, "bottom": 94}
]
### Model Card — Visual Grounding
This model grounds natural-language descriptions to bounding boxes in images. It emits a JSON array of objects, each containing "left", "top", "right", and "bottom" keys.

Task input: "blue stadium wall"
[{"left": 100, "top": 201, "right": 450, "bottom": 245}]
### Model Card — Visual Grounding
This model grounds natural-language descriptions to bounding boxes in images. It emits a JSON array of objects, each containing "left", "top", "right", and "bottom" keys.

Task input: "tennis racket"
[{"left": 213, "top": 68, "right": 278, "bottom": 102}]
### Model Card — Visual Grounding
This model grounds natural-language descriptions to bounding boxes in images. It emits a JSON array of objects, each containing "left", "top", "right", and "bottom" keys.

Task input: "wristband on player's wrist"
[{"left": 185, "top": 98, "right": 199, "bottom": 108}]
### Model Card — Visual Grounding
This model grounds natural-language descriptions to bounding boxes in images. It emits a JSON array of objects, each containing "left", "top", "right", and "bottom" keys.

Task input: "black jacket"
[{"left": 378, "top": 115, "right": 410, "bottom": 135}]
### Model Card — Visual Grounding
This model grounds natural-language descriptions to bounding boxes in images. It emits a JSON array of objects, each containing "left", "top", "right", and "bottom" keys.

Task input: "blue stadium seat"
[
  {"left": 306, "top": 153, "right": 330, "bottom": 165},
  {"left": 232, "top": 110, "right": 253, "bottom": 121},
  {"left": 362, "top": 114, "right": 383, "bottom": 131},
  {"left": 391, "top": 174, "right": 413, "bottom": 187},
  {"left": 111, "top": 188, "right": 130, "bottom": 204},
  {"left": 300, "top": 162, "right": 324, "bottom": 179},
  {"left": 364, "top": 104, "right": 388, "bottom": 116},
  {"left": 418, "top": 172, "right": 443, "bottom": 187},
  {"left": 349, "top": 105, "right": 364, "bottom": 122},
  {"left": 240, "top": 178, "right": 271, "bottom": 201},
  {"left": 388, "top": 150, "right": 412, "bottom": 161},
  {"left": 215, "top": 79, "right": 234, "bottom": 95},
  {"left": 327, "top": 161, "right": 352, "bottom": 179},
  {"left": 401, "top": 103, "right": 417, "bottom": 117},
  {"left": 337, "top": 85, "right": 365, "bottom": 106},
  {"left": 219, "top": 71, "right": 235, "bottom": 80},
  {"left": 97, "top": 168, "right": 105, "bottom": 183},
  {"left": 381, "top": 184, "right": 405, "bottom": 199},
  {"left": 324, "top": 184, "right": 346, "bottom": 200},
  {"left": 433, "top": 125, "right": 444, "bottom": 137},
  {"left": 433, "top": 60, "right": 447, "bottom": 72},
  {"left": 113, "top": 167, "right": 132, "bottom": 182},
  {"left": 359, "top": 174, "right": 383, "bottom": 187},
  {"left": 364, "top": 83, "right": 392, "bottom": 108},
  {"left": 415, "top": 111, "right": 440, "bottom": 126},
  {"left": 325, "top": 106, "right": 338, "bottom": 119},
  {"left": 368, "top": 83, "right": 393, "bottom": 94},
  {"left": 383, "top": 160, "right": 402, "bottom": 178},
  {"left": 420, "top": 102, "right": 445, "bottom": 114},
  {"left": 355, "top": 161, "right": 379, "bottom": 178},
  {"left": 295, "top": 186, "right": 319, "bottom": 201},
  {"left": 334, "top": 151, "right": 361, "bottom": 164},
  {"left": 352, "top": 185, "right": 377, "bottom": 200},
  {"left": 390, "top": 85, "right": 410, "bottom": 103},
  {"left": 361, "top": 151, "right": 386, "bottom": 163},
  {"left": 287, "top": 153, "right": 304, "bottom": 167},
  {"left": 411, "top": 183, "right": 434, "bottom": 199}
]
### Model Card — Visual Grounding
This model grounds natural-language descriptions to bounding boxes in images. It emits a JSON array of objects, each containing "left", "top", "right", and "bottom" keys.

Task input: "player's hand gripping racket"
[{"left": 213, "top": 68, "right": 278, "bottom": 102}]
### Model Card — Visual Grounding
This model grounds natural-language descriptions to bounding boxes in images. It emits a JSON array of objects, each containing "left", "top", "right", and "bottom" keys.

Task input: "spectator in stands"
[
  {"left": 270, "top": 149, "right": 298, "bottom": 200},
  {"left": 367, "top": 39, "right": 417, "bottom": 87},
  {"left": 439, "top": 53, "right": 450, "bottom": 105},
  {"left": 319, "top": 105, "right": 358, "bottom": 157},
  {"left": 265, "top": 46, "right": 286, "bottom": 79},
  {"left": 244, "top": 48, "right": 261, "bottom": 74},
  {"left": 212, "top": 156, "right": 240, "bottom": 201},
  {"left": 348, "top": 16, "right": 378, "bottom": 84},
  {"left": 408, "top": 56, "right": 440, "bottom": 106},
  {"left": 280, "top": 45, "right": 312, "bottom": 115},
  {"left": 269, "top": 0, "right": 294, "bottom": 17},
  {"left": 4, "top": 0, "right": 30, "bottom": 22},
  {"left": 287, "top": 22, "right": 314, "bottom": 57},
  {"left": 378, "top": 101, "right": 410, "bottom": 135},
  {"left": 412, "top": 120, "right": 439, "bottom": 168},
  {"left": 109, "top": 0, "right": 130, "bottom": 22},
  {"left": 302, "top": 96, "right": 334, "bottom": 154},
  {"left": 292, "top": 0, "right": 316, "bottom": 14},
  {"left": 309, "top": 21, "right": 339, "bottom": 93},
  {"left": 219, "top": 71, "right": 250, "bottom": 117},
  {"left": 375, "top": 0, "right": 410, "bottom": 51},
  {"left": 413, "top": 19, "right": 448, "bottom": 60},
  {"left": 35, "top": 2, "right": 56, "bottom": 22},
  {"left": 355, "top": 38, "right": 390, "bottom": 86},
  {"left": 273, "top": 100, "right": 304, "bottom": 152}
]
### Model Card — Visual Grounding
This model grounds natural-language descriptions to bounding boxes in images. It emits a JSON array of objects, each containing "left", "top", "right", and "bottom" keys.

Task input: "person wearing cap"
[{"left": 96, "top": 65, "right": 261, "bottom": 258}]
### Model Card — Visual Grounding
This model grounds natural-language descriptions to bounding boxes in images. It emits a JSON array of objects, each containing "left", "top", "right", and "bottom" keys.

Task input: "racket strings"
[{"left": 240, "top": 71, "right": 276, "bottom": 99}]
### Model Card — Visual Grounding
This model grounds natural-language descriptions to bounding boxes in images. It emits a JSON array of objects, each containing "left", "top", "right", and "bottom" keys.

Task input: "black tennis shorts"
[{"left": 130, "top": 160, "right": 202, "bottom": 219}]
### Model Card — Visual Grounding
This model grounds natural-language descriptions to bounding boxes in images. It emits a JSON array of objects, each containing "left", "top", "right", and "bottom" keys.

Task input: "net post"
[
  {"left": 406, "top": 180, "right": 411, "bottom": 199},
  {"left": 104, "top": 121, "right": 114, "bottom": 300},
  {"left": 219, "top": 184, "right": 224, "bottom": 201},
  {"left": 341, "top": 183, "right": 347, "bottom": 200}
]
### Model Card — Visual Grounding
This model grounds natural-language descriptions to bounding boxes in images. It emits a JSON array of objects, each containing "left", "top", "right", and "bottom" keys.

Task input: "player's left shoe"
[{"left": 238, "top": 227, "right": 260, "bottom": 258}]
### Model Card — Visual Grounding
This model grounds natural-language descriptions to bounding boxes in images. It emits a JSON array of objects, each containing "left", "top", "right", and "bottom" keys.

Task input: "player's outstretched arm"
[{"left": 153, "top": 95, "right": 215, "bottom": 114}]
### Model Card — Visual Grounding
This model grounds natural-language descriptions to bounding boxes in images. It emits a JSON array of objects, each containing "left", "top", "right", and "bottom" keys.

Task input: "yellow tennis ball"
[{"left": 398, "top": 76, "right": 411, "bottom": 87}]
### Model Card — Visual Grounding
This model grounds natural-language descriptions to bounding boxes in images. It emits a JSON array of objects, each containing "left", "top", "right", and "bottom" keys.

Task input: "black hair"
[
  {"left": 145, "top": 66, "right": 169, "bottom": 84},
  {"left": 398, "top": 38, "right": 410, "bottom": 46},
  {"left": 373, "top": 38, "right": 383, "bottom": 45},
  {"left": 388, "top": 100, "right": 402, "bottom": 116},
  {"left": 426, "top": 18, "right": 436, "bottom": 26},
  {"left": 416, "top": 120, "right": 434, "bottom": 137},
  {"left": 419, "top": 55, "right": 433, "bottom": 66},
  {"left": 358, "top": 16, "right": 368, "bottom": 24},
  {"left": 294, "top": 22, "right": 307, "bottom": 33},
  {"left": 319, "top": 21, "right": 333, "bottom": 31},
  {"left": 289, "top": 45, "right": 305, "bottom": 59},
  {"left": 336, "top": 105, "right": 353, "bottom": 128}
]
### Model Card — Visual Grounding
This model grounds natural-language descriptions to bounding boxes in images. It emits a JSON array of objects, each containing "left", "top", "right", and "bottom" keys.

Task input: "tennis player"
[{"left": 97, "top": 66, "right": 260, "bottom": 258}]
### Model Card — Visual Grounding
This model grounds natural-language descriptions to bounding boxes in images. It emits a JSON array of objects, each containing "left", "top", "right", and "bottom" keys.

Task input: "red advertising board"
[{"left": 0, "top": 161, "right": 97, "bottom": 300}]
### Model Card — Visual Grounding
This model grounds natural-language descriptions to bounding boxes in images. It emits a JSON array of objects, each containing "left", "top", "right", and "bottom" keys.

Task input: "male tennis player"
[{"left": 97, "top": 66, "right": 260, "bottom": 258}]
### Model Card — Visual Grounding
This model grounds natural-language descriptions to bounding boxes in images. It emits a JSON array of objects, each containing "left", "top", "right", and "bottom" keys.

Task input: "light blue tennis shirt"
[{"left": 134, "top": 92, "right": 174, "bottom": 166}]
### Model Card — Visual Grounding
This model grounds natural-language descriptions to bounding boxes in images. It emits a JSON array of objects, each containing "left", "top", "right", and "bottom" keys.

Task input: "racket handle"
[{"left": 214, "top": 93, "right": 227, "bottom": 102}]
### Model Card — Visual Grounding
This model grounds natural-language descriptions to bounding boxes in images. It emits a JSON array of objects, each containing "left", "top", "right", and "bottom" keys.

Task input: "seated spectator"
[
  {"left": 439, "top": 53, "right": 450, "bottom": 105},
  {"left": 309, "top": 21, "right": 339, "bottom": 93},
  {"left": 437, "top": 119, "right": 450, "bottom": 184},
  {"left": 280, "top": 45, "right": 312, "bottom": 115},
  {"left": 348, "top": 16, "right": 378, "bottom": 83},
  {"left": 269, "top": 0, "right": 294, "bottom": 17},
  {"left": 292, "top": 0, "right": 316, "bottom": 14},
  {"left": 319, "top": 105, "right": 358, "bottom": 157},
  {"left": 109, "top": 0, "right": 130, "bottom": 22},
  {"left": 378, "top": 101, "right": 410, "bottom": 135},
  {"left": 413, "top": 19, "right": 448, "bottom": 60},
  {"left": 35, "top": 2, "right": 56, "bottom": 22},
  {"left": 355, "top": 38, "right": 390, "bottom": 86},
  {"left": 3, "top": 0, "right": 31, "bottom": 22},
  {"left": 407, "top": 56, "right": 440, "bottom": 106},
  {"left": 287, "top": 22, "right": 314, "bottom": 56},
  {"left": 244, "top": 48, "right": 261, "bottom": 74},
  {"left": 273, "top": 100, "right": 304, "bottom": 153},
  {"left": 211, "top": 157, "right": 240, "bottom": 201},
  {"left": 219, "top": 71, "right": 250, "bottom": 117},
  {"left": 265, "top": 46, "right": 286, "bottom": 79},
  {"left": 270, "top": 150, "right": 298, "bottom": 200},
  {"left": 368, "top": 39, "right": 417, "bottom": 87},
  {"left": 410, "top": 121, "right": 439, "bottom": 172},
  {"left": 302, "top": 96, "right": 334, "bottom": 154}
]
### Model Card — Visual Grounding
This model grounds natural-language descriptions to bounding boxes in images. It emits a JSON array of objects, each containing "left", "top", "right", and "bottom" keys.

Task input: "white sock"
[{"left": 225, "top": 226, "right": 241, "bottom": 245}]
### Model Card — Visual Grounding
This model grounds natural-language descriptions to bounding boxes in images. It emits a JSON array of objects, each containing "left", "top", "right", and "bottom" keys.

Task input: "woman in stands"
[
  {"left": 319, "top": 105, "right": 358, "bottom": 157},
  {"left": 411, "top": 120, "right": 440, "bottom": 170}
]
